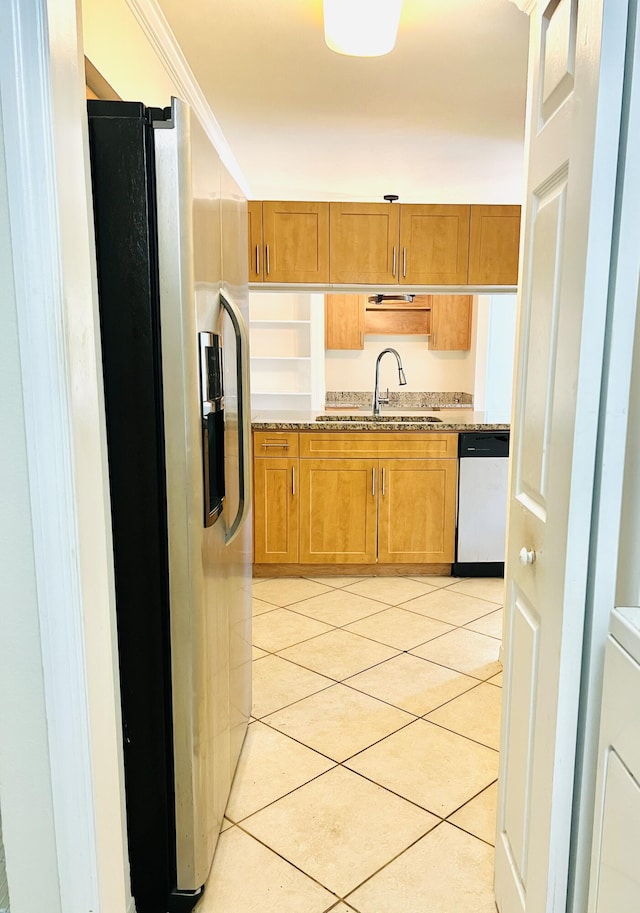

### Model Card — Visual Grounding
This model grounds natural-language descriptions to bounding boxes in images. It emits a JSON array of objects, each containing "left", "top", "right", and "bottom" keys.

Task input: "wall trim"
[
  {"left": 125, "top": 0, "right": 251, "bottom": 197},
  {"left": 509, "top": 0, "right": 537, "bottom": 14},
  {"left": 1, "top": 0, "right": 100, "bottom": 908}
]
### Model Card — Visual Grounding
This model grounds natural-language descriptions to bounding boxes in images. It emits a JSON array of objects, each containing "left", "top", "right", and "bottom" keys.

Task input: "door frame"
[{"left": 0, "top": 0, "right": 131, "bottom": 910}]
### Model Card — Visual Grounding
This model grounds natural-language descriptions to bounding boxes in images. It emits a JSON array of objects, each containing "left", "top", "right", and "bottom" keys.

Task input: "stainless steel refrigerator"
[{"left": 87, "top": 97, "right": 252, "bottom": 913}]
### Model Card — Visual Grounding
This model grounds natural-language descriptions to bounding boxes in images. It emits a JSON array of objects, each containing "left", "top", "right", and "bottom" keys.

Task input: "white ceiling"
[{"left": 156, "top": 0, "right": 530, "bottom": 203}]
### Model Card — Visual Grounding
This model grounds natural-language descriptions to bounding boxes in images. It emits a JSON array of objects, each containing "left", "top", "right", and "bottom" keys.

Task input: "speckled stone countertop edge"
[
  {"left": 251, "top": 410, "right": 510, "bottom": 432},
  {"left": 252, "top": 421, "right": 510, "bottom": 431}
]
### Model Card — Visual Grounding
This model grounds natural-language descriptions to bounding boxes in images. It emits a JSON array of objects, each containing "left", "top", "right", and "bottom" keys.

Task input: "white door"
[{"left": 495, "top": 1, "right": 629, "bottom": 911}]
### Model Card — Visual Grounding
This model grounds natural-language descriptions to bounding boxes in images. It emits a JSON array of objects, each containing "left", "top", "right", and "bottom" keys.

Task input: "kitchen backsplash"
[{"left": 326, "top": 391, "right": 473, "bottom": 408}]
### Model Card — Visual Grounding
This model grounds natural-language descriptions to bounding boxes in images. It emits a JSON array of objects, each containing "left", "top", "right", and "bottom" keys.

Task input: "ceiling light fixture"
[{"left": 323, "top": 0, "right": 403, "bottom": 58}]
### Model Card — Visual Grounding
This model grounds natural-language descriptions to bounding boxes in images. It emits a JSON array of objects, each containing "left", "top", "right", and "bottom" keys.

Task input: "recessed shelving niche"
[{"left": 248, "top": 292, "right": 325, "bottom": 412}]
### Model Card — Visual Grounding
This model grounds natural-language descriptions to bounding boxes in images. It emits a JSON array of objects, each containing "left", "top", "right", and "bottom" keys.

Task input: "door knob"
[{"left": 519, "top": 547, "right": 536, "bottom": 566}]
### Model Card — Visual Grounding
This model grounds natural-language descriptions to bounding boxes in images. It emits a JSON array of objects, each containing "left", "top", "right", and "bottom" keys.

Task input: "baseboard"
[
  {"left": 253, "top": 563, "right": 452, "bottom": 577},
  {"left": 452, "top": 561, "right": 504, "bottom": 578}
]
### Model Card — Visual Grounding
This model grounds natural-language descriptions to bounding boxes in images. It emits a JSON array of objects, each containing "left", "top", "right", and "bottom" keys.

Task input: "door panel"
[
  {"left": 516, "top": 175, "right": 566, "bottom": 512},
  {"left": 299, "top": 459, "right": 377, "bottom": 563},
  {"left": 495, "top": 0, "right": 627, "bottom": 911}
]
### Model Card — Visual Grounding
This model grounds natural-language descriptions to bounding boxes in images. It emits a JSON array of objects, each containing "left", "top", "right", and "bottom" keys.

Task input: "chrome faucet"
[{"left": 372, "top": 348, "right": 407, "bottom": 415}]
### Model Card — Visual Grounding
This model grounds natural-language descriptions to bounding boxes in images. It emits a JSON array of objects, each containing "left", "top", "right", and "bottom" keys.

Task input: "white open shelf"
[{"left": 249, "top": 291, "right": 325, "bottom": 411}]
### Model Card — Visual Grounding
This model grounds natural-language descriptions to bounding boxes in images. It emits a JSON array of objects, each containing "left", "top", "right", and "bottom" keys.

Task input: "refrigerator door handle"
[{"left": 220, "top": 291, "right": 252, "bottom": 545}]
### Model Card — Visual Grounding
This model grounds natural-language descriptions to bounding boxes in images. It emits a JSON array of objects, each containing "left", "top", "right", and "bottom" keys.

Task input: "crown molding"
[
  {"left": 125, "top": 0, "right": 251, "bottom": 196},
  {"left": 509, "top": 0, "right": 537, "bottom": 14}
]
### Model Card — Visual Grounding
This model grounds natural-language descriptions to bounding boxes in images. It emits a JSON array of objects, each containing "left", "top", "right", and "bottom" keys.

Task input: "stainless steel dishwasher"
[{"left": 453, "top": 431, "right": 510, "bottom": 577}]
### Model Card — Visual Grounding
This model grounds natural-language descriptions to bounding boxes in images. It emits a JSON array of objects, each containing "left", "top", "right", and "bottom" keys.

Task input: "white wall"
[
  {"left": 473, "top": 294, "right": 517, "bottom": 415},
  {"left": 325, "top": 336, "right": 476, "bottom": 395}
]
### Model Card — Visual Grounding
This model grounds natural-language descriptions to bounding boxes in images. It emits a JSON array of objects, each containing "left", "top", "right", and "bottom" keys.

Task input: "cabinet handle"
[
  {"left": 255, "top": 244, "right": 260, "bottom": 276},
  {"left": 372, "top": 467, "right": 376, "bottom": 497},
  {"left": 402, "top": 247, "right": 407, "bottom": 278},
  {"left": 382, "top": 466, "right": 386, "bottom": 496},
  {"left": 265, "top": 244, "right": 270, "bottom": 275},
  {"left": 392, "top": 246, "right": 397, "bottom": 277},
  {"left": 261, "top": 440, "right": 289, "bottom": 449},
  {"left": 292, "top": 466, "right": 296, "bottom": 496}
]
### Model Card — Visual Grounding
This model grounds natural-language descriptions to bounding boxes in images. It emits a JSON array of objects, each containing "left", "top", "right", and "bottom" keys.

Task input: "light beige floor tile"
[
  {"left": 347, "top": 822, "right": 495, "bottom": 913},
  {"left": 242, "top": 766, "right": 438, "bottom": 897},
  {"left": 279, "top": 628, "right": 398, "bottom": 680},
  {"left": 410, "top": 628, "right": 502, "bottom": 681},
  {"left": 448, "top": 577, "right": 505, "bottom": 605},
  {"left": 195, "top": 827, "right": 336, "bottom": 913},
  {"left": 252, "top": 577, "right": 333, "bottom": 607},
  {"left": 263, "top": 683, "right": 413, "bottom": 762},
  {"left": 252, "top": 654, "right": 333, "bottom": 718},
  {"left": 344, "top": 607, "right": 452, "bottom": 651},
  {"left": 400, "top": 588, "right": 499, "bottom": 625},
  {"left": 426, "top": 682, "right": 502, "bottom": 750},
  {"left": 253, "top": 596, "right": 278, "bottom": 616},
  {"left": 288, "top": 589, "right": 388, "bottom": 627},
  {"left": 252, "top": 608, "right": 333, "bottom": 653},
  {"left": 220, "top": 816, "right": 233, "bottom": 833},
  {"left": 252, "top": 646, "right": 268, "bottom": 660},
  {"left": 409, "top": 575, "right": 462, "bottom": 588},
  {"left": 342, "top": 577, "right": 436, "bottom": 606},
  {"left": 345, "top": 719, "right": 498, "bottom": 817},
  {"left": 345, "top": 654, "right": 479, "bottom": 716},
  {"left": 465, "top": 608, "right": 503, "bottom": 640},
  {"left": 488, "top": 671, "right": 503, "bottom": 687},
  {"left": 448, "top": 782, "right": 498, "bottom": 846},
  {"left": 225, "top": 721, "right": 334, "bottom": 821},
  {"left": 326, "top": 905, "right": 359, "bottom": 913},
  {"left": 306, "top": 576, "right": 367, "bottom": 588}
]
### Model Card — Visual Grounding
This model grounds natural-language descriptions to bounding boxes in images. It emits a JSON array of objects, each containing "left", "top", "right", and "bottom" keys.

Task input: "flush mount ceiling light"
[{"left": 323, "top": 0, "right": 403, "bottom": 57}]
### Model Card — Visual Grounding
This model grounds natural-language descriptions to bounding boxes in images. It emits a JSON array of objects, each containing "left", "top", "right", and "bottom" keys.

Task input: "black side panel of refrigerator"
[{"left": 87, "top": 100, "right": 176, "bottom": 912}]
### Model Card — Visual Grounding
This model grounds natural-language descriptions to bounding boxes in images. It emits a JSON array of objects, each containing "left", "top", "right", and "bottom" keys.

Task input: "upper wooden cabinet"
[
  {"left": 329, "top": 203, "right": 469, "bottom": 285},
  {"left": 329, "top": 203, "right": 400, "bottom": 284},
  {"left": 249, "top": 200, "right": 520, "bottom": 286},
  {"left": 325, "top": 294, "right": 366, "bottom": 349},
  {"left": 429, "top": 295, "right": 473, "bottom": 351},
  {"left": 325, "top": 293, "right": 471, "bottom": 350},
  {"left": 399, "top": 205, "right": 470, "bottom": 285},
  {"left": 248, "top": 201, "right": 329, "bottom": 283},
  {"left": 468, "top": 205, "right": 521, "bottom": 285}
]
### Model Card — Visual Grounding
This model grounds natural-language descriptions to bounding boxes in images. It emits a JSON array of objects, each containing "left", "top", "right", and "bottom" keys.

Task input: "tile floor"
[{"left": 197, "top": 574, "right": 504, "bottom": 913}]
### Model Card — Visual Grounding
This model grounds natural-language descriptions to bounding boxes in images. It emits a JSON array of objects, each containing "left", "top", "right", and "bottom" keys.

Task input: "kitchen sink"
[{"left": 316, "top": 413, "right": 443, "bottom": 423}]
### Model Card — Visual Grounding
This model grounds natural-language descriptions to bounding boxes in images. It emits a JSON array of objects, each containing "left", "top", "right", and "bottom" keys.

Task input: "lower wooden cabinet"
[
  {"left": 253, "top": 457, "right": 298, "bottom": 563},
  {"left": 253, "top": 431, "right": 458, "bottom": 567},
  {"left": 377, "top": 459, "right": 457, "bottom": 563},
  {"left": 299, "top": 459, "right": 377, "bottom": 563}
]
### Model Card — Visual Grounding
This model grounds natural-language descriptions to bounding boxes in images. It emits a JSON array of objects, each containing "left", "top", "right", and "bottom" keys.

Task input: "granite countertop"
[{"left": 251, "top": 408, "right": 510, "bottom": 432}]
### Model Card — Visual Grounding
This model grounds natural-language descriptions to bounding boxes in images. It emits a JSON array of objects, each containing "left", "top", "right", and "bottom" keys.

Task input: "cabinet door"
[
  {"left": 329, "top": 203, "right": 400, "bottom": 284},
  {"left": 262, "top": 201, "right": 329, "bottom": 283},
  {"left": 429, "top": 295, "right": 472, "bottom": 350},
  {"left": 247, "top": 200, "right": 263, "bottom": 281},
  {"left": 377, "top": 459, "right": 457, "bottom": 563},
  {"left": 468, "top": 204, "right": 521, "bottom": 285},
  {"left": 399, "top": 204, "right": 470, "bottom": 285},
  {"left": 299, "top": 459, "right": 377, "bottom": 563},
  {"left": 253, "top": 458, "right": 298, "bottom": 563},
  {"left": 325, "top": 294, "right": 365, "bottom": 349}
]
